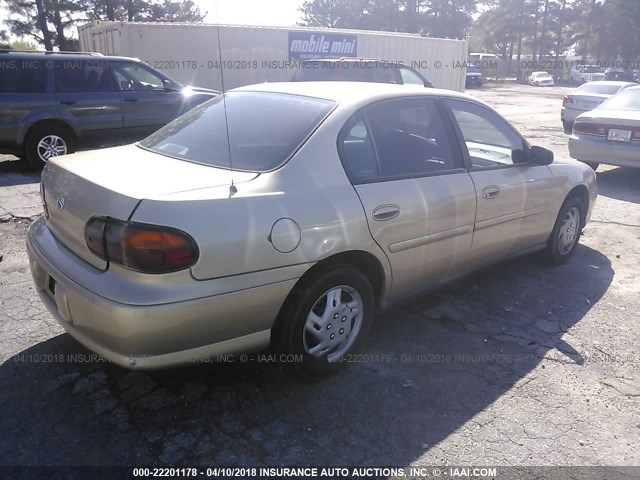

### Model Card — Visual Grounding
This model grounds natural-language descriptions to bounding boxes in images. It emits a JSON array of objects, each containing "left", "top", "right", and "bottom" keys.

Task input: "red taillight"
[
  {"left": 573, "top": 122, "right": 640, "bottom": 140},
  {"left": 85, "top": 216, "right": 107, "bottom": 259},
  {"left": 563, "top": 95, "right": 574, "bottom": 105},
  {"left": 572, "top": 122, "right": 608, "bottom": 136},
  {"left": 85, "top": 217, "right": 198, "bottom": 273}
]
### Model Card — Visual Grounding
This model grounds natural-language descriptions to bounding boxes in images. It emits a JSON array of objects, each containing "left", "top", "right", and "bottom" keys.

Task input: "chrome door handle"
[
  {"left": 372, "top": 205, "right": 400, "bottom": 221},
  {"left": 482, "top": 186, "right": 500, "bottom": 199}
]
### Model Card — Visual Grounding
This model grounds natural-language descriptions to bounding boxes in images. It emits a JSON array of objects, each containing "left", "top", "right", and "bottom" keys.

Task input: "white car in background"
[
  {"left": 528, "top": 71, "right": 555, "bottom": 87},
  {"left": 561, "top": 81, "right": 637, "bottom": 132},
  {"left": 569, "top": 85, "right": 640, "bottom": 170},
  {"left": 570, "top": 65, "right": 605, "bottom": 84}
]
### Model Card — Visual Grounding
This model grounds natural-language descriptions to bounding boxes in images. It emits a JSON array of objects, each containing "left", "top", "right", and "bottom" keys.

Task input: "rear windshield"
[
  {"left": 599, "top": 88, "right": 640, "bottom": 110},
  {"left": 576, "top": 83, "right": 624, "bottom": 95},
  {"left": 140, "top": 91, "right": 335, "bottom": 171},
  {"left": 582, "top": 66, "right": 604, "bottom": 73}
]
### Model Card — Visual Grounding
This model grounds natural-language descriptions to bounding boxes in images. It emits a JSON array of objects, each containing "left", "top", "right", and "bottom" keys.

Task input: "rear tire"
[
  {"left": 545, "top": 196, "right": 585, "bottom": 265},
  {"left": 276, "top": 266, "right": 375, "bottom": 377},
  {"left": 25, "top": 124, "right": 75, "bottom": 168}
]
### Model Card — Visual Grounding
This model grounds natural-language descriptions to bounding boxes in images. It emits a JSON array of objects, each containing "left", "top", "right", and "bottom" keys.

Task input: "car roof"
[
  {"left": 232, "top": 81, "right": 471, "bottom": 108},
  {"left": 0, "top": 50, "right": 140, "bottom": 62},
  {"left": 578, "top": 81, "right": 638, "bottom": 88}
]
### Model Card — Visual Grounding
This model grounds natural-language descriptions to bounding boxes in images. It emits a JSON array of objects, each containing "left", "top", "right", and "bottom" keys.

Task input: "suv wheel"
[{"left": 25, "top": 125, "right": 75, "bottom": 168}]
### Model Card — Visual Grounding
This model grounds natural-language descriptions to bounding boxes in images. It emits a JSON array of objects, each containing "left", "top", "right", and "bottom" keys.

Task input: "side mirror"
[
  {"left": 162, "top": 79, "right": 180, "bottom": 92},
  {"left": 529, "top": 145, "right": 554, "bottom": 165}
]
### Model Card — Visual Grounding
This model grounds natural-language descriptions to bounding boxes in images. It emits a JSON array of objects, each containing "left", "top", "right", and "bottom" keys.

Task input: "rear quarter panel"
[{"left": 0, "top": 93, "right": 60, "bottom": 148}]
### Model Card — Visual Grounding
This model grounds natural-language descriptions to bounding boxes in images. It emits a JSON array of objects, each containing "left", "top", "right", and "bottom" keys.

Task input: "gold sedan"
[{"left": 27, "top": 82, "right": 597, "bottom": 376}]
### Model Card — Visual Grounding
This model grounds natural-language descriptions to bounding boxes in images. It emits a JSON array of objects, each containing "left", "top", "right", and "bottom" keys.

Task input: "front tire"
[
  {"left": 25, "top": 125, "right": 75, "bottom": 168},
  {"left": 277, "top": 266, "right": 375, "bottom": 377},
  {"left": 546, "top": 196, "right": 585, "bottom": 264}
]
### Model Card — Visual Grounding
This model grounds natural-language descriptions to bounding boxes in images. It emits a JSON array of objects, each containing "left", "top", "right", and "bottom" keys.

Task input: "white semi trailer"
[{"left": 78, "top": 21, "right": 468, "bottom": 92}]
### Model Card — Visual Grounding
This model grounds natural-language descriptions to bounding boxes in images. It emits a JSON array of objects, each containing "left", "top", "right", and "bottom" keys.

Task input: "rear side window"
[
  {"left": 140, "top": 91, "right": 336, "bottom": 171},
  {"left": 55, "top": 60, "right": 114, "bottom": 93},
  {"left": 338, "top": 115, "right": 379, "bottom": 183},
  {"left": 0, "top": 59, "right": 47, "bottom": 93}
]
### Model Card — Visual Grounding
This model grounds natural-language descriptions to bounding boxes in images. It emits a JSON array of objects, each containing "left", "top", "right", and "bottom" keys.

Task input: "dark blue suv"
[{"left": 0, "top": 50, "right": 219, "bottom": 167}]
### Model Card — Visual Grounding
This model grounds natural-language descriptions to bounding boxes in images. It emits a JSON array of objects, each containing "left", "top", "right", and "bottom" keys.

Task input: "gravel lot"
[{"left": 0, "top": 83, "right": 638, "bottom": 468}]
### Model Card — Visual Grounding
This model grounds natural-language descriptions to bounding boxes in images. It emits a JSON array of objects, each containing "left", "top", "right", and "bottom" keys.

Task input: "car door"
[
  {"left": 443, "top": 98, "right": 555, "bottom": 268},
  {"left": 54, "top": 59, "right": 123, "bottom": 142},
  {"left": 338, "top": 97, "right": 477, "bottom": 298},
  {"left": 110, "top": 60, "right": 184, "bottom": 134}
]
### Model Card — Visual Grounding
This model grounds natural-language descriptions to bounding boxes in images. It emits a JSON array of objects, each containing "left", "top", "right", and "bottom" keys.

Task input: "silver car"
[
  {"left": 561, "top": 81, "right": 637, "bottom": 132},
  {"left": 27, "top": 82, "right": 597, "bottom": 375},
  {"left": 569, "top": 85, "right": 640, "bottom": 170}
]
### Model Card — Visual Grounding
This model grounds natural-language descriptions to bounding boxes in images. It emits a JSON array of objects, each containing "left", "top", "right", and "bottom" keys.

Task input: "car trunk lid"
[{"left": 42, "top": 145, "right": 258, "bottom": 270}]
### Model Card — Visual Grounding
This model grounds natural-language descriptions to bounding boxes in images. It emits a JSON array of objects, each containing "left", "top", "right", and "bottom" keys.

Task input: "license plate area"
[{"left": 607, "top": 128, "right": 632, "bottom": 143}]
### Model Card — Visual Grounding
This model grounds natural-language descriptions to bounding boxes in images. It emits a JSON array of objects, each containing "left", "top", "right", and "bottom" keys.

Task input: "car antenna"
[{"left": 215, "top": 4, "right": 237, "bottom": 198}]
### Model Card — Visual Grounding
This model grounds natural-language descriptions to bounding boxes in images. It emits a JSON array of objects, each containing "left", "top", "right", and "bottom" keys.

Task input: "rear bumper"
[
  {"left": 27, "top": 217, "right": 299, "bottom": 370},
  {"left": 569, "top": 134, "right": 640, "bottom": 168},
  {"left": 561, "top": 107, "right": 585, "bottom": 124}
]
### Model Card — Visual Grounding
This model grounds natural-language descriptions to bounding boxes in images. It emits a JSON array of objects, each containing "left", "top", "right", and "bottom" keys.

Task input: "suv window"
[
  {"left": 445, "top": 98, "right": 525, "bottom": 168},
  {"left": 54, "top": 60, "right": 114, "bottom": 93},
  {"left": 399, "top": 66, "right": 424, "bottom": 85},
  {"left": 0, "top": 59, "right": 47, "bottom": 93},
  {"left": 362, "top": 98, "right": 457, "bottom": 179},
  {"left": 111, "top": 61, "right": 165, "bottom": 91}
]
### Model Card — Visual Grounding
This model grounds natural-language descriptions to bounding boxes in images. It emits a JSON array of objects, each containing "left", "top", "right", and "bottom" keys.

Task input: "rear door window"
[
  {"left": 54, "top": 59, "right": 114, "bottom": 93},
  {"left": 360, "top": 98, "right": 458, "bottom": 179},
  {"left": 0, "top": 59, "right": 47, "bottom": 93}
]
